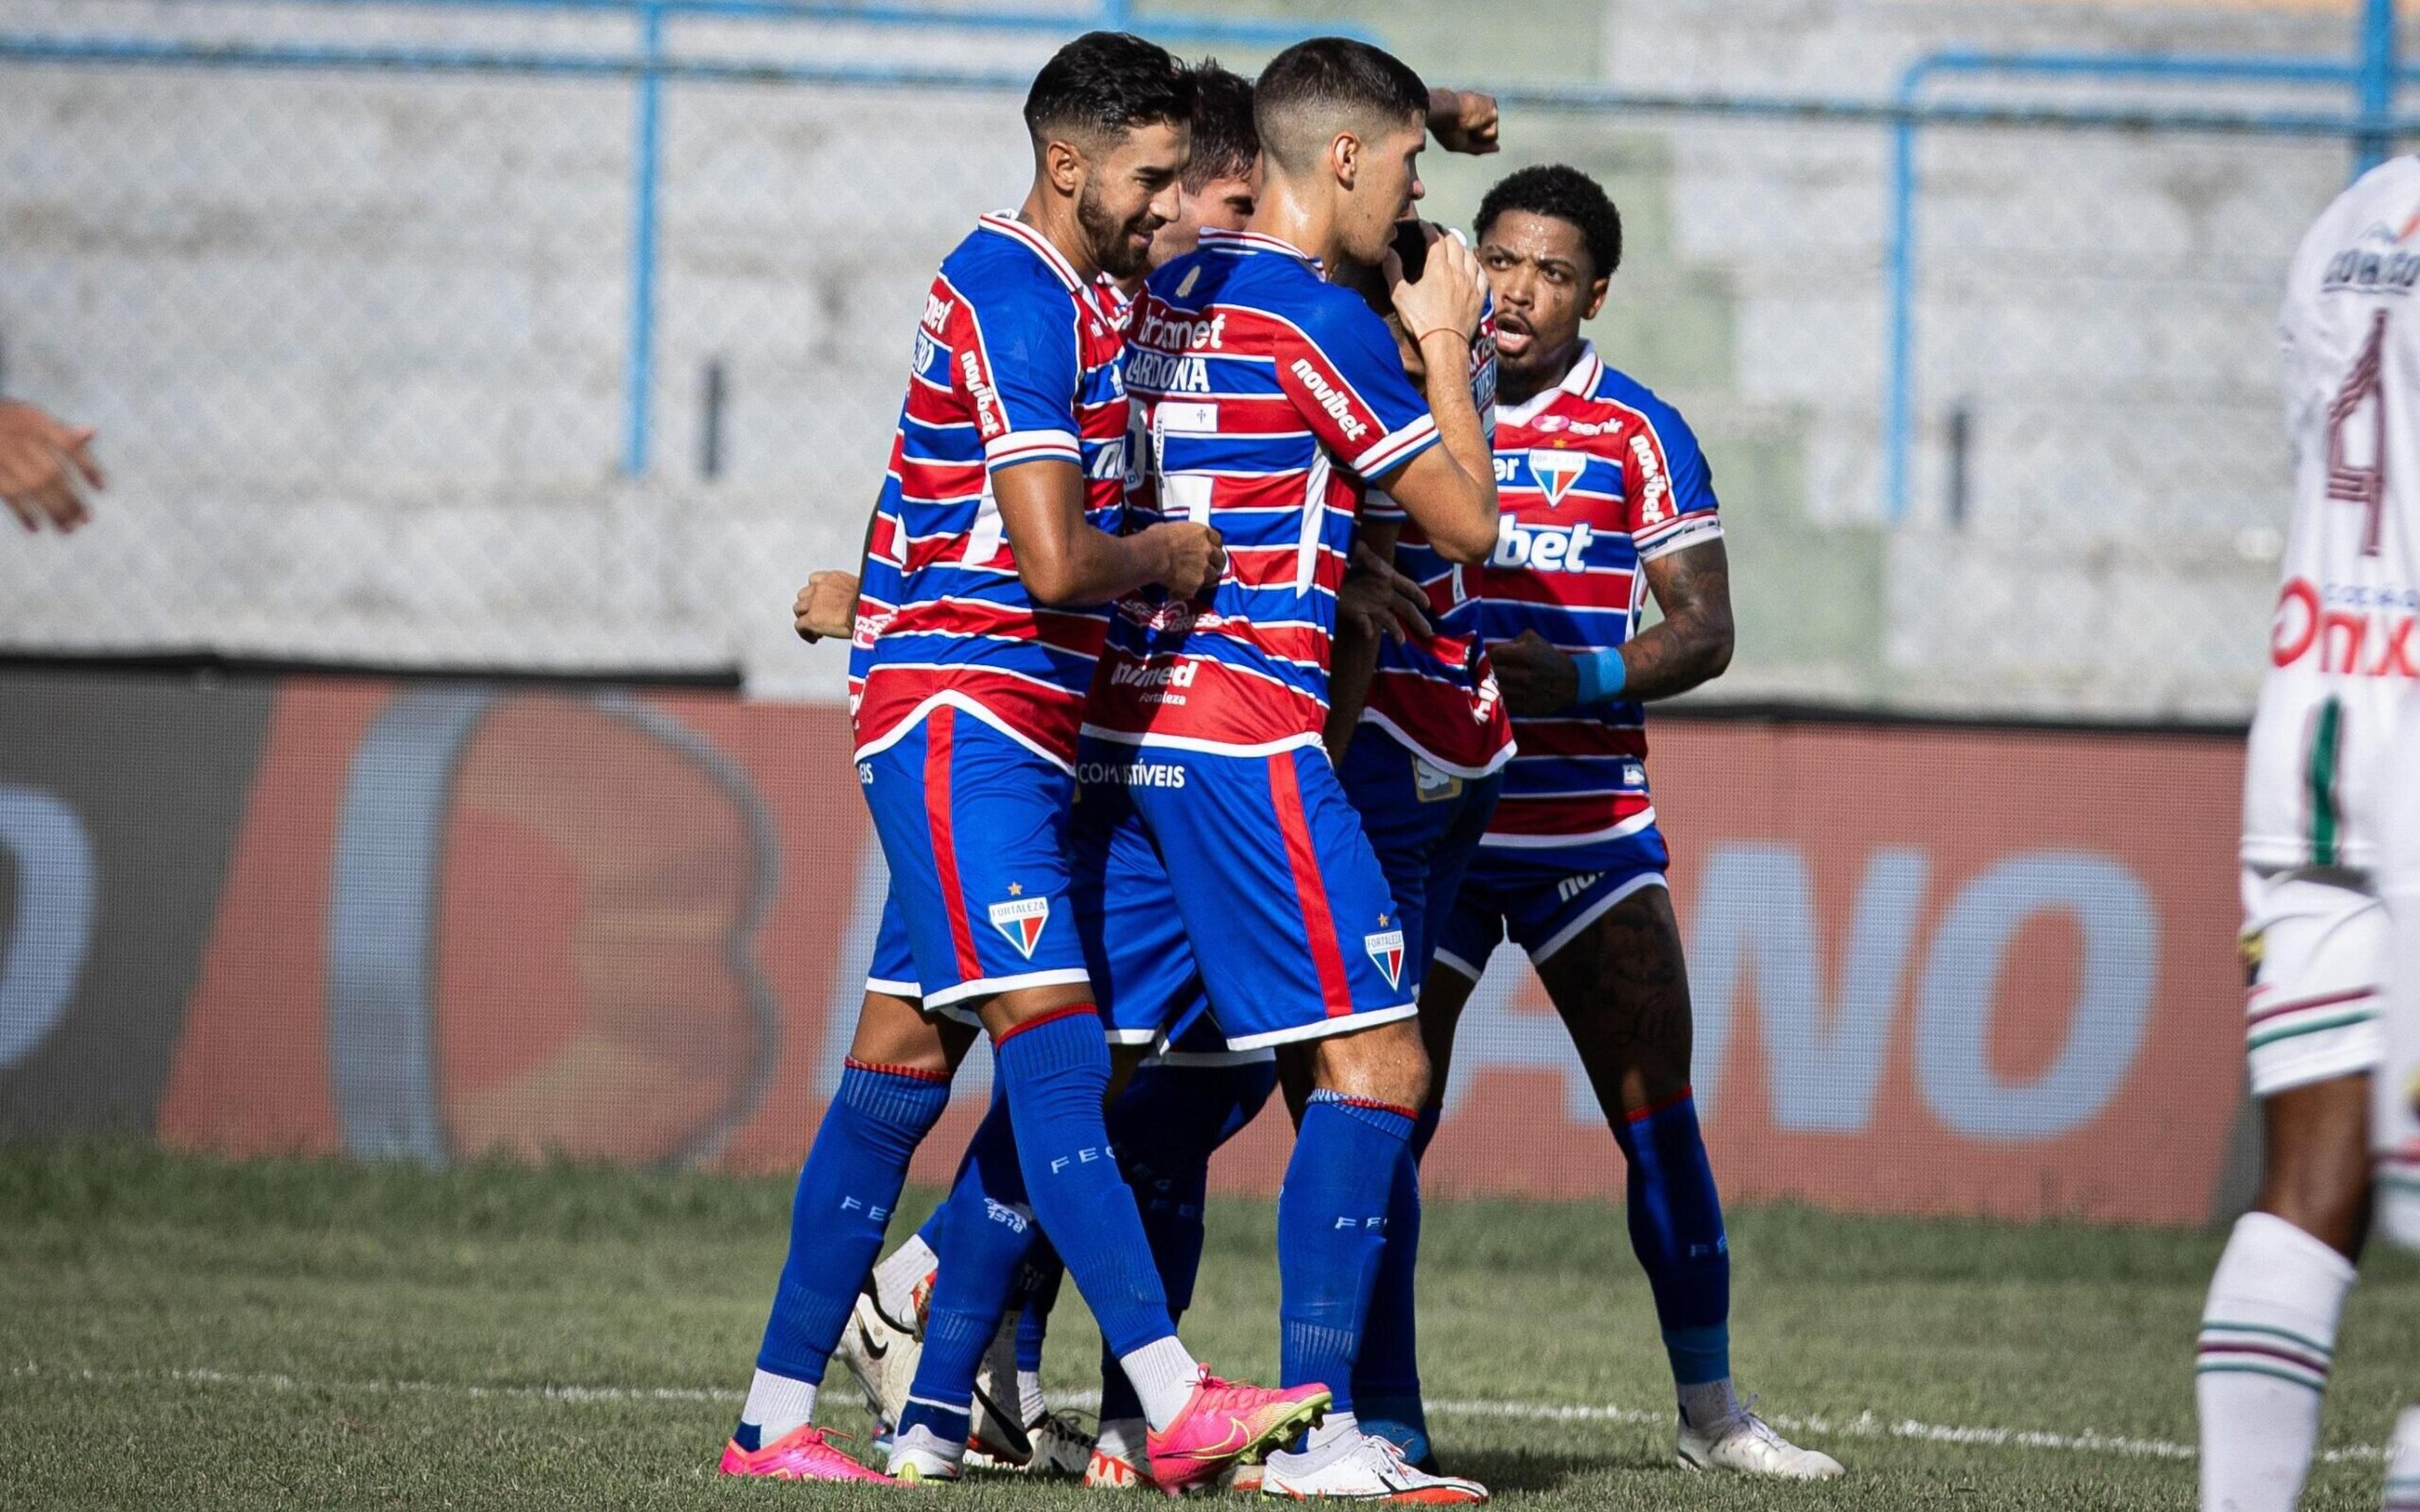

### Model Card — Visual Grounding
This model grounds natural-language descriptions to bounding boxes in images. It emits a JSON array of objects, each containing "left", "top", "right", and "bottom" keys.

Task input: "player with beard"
[
  {"left": 1408, "top": 165, "right": 1840, "bottom": 1478},
  {"left": 723, "top": 34, "right": 1328, "bottom": 1489},
  {"left": 807, "top": 64, "right": 1506, "bottom": 1491}
]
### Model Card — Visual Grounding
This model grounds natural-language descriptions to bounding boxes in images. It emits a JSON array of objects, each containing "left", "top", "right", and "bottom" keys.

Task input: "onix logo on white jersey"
[{"left": 1490, "top": 515, "right": 1596, "bottom": 572}]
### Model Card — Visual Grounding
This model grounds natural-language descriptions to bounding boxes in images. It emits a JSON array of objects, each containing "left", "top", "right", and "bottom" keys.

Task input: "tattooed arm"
[{"left": 1489, "top": 538, "right": 1734, "bottom": 714}]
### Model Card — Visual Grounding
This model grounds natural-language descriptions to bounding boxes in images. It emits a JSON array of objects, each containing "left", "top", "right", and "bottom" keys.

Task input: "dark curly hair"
[
  {"left": 1023, "top": 32, "right": 1196, "bottom": 144},
  {"left": 1475, "top": 164, "right": 1623, "bottom": 283},
  {"left": 1184, "top": 59, "right": 1259, "bottom": 192}
]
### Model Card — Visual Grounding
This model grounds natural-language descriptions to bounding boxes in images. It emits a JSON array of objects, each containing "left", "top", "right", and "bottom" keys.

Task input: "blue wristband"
[{"left": 1572, "top": 646, "right": 1628, "bottom": 705}]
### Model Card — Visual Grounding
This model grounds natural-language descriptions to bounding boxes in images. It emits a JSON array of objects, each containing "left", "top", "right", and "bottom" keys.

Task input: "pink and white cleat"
[
  {"left": 1145, "top": 1372, "right": 1331, "bottom": 1497},
  {"left": 719, "top": 1423, "right": 897, "bottom": 1483}
]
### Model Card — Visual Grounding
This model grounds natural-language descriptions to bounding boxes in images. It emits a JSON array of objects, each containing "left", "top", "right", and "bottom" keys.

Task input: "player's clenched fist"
[
  {"left": 1388, "top": 227, "right": 1487, "bottom": 355},
  {"left": 0, "top": 399, "right": 105, "bottom": 534},
  {"left": 1488, "top": 628, "right": 1583, "bottom": 716},
  {"left": 1143, "top": 521, "right": 1225, "bottom": 598},
  {"left": 792, "top": 568, "right": 860, "bottom": 643}
]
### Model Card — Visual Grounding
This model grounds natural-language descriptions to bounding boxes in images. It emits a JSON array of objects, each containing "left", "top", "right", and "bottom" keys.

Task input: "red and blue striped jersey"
[
  {"left": 1476, "top": 344, "right": 1722, "bottom": 849},
  {"left": 852, "top": 214, "right": 1132, "bottom": 769},
  {"left": 1087, "top": 229, "right": 1442, "bottom": 754},
  {"left": 1358, "top": 300, "right": 1516, "bottom": 777},
  {"left": 846, "top": 491, "right": 907, "bottom": 718}
]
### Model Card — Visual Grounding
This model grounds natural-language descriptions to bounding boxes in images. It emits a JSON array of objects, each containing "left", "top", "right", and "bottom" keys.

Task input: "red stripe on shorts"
[
  {"left": 924, "top": 705, "right": 984, "bottom": 984},
  {"left": 1267, "top": 750, "right": 1354, "bottom": 1018}
]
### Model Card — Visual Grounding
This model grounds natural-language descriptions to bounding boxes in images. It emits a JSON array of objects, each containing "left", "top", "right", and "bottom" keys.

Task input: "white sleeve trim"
[
  {"left": 1633, "top": 512, "right": 1723, "bottom": 561},
  {"left": 1351, "top": 413, "right": 1440, "bottom": 479},
  {"left": 983, "top": 429, "right": 1082, "bottom": 470}
]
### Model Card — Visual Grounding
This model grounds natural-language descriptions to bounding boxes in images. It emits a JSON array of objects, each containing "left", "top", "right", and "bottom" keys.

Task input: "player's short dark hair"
[
  {"left": 1252, "top": 37, "right": 1429, "bottom": 173},
  {"left": 1023, "top": 32, "right": 1196, "bottom": 146},
  {"left": 1183, "top": 59, "right": 1259, "bottom": 192},
  {"left": 1475, "top": 164, "right": 1624, "bottom": 282}
]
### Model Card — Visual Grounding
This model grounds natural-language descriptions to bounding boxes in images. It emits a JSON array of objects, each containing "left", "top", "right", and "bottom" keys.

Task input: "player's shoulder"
[
  {"left": 2288, "top": 156, "right": 2420, "bottom": 299},
  {"left": 1549, "top": 351, "right": 1700, "bottom": 459},
  {"left": 1588, "top": 360, "right": 1692, "bottom": 435},
  {"left": 940, "top": 216, "right": 1085, "bottom": 318}
]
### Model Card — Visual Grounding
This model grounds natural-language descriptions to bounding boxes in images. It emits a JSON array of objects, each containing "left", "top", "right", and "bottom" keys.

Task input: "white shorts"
[{"left": 2239, "top": 864, "right": 2389, "bottom": 1097}]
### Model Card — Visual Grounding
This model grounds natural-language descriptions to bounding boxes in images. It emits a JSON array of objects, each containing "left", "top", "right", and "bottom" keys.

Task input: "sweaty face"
[
  {"left": 1478, "top": 209, "right": 1605, "bottom": 387},
  {"left": 1339, "top": 118, "right": 1428, "bottom": 268},
  {"left": 1076, "top": 119, "right": 1189, "bottom": 279},
  {"left": 1150, "top": 171, "right": 1256, "bottom": 270}
]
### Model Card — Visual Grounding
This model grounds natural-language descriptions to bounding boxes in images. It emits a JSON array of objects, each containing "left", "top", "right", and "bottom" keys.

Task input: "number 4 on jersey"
[{"left": 2326, "top": 308, "right": 2390, "bottom": 557}]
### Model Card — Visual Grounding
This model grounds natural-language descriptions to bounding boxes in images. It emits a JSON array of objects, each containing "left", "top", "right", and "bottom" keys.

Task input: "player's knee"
[
  {"left": 848, "top": 992, "right": 963, "bottom": 1076},
  {"left": 2254, "top": 1074, "right": 2375, "bottom": 1256},
  {"left": 1310, "top": 1019, "right": 1432, "bottom": 1109}
]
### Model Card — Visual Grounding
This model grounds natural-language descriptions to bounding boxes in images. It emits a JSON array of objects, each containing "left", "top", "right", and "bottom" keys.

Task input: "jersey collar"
[
  {"left": 1197, "top": 227, "right": 1324, "bottom": 272},
  {"left": 978, "top": 212, "right": 1086, "bottom": 294},
  {"left": 1495, "top": 340, "right": 1603, "bottom": 428}
]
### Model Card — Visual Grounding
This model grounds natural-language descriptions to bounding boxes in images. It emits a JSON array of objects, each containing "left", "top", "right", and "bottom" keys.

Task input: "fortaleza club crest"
[
  {"left": 989, "top": 896, "right": 1050, "bottom": 959},
  {"left": 1530, "top": 447, "right": 1588, "bottom": 508},
  {"left": 1365, "top": 927, "right": 1407, "bottom": 990}
]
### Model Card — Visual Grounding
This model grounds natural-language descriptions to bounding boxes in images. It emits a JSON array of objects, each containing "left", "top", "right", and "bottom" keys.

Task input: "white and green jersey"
[{"left": 2244, "top": 156, "right": 2420, "bottom": 873}]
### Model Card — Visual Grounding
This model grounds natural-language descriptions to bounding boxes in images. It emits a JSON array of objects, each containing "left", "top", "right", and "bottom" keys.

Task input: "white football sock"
[
  {"left": 1303, "top": 1411, "right": 1359, "bottom": 1454},
  {"left": 2385, "top": 1407, "right": 2420, "bottom": 1512},
  {"left": 741, "top": 1368, "right": 819, "bottom": 1443},
  {"left": 1018, "top": 1367, "right": 1048, "bottom": 1427},
  {"left": 873, "top": 1234, "right": 938, "bottom": 1323},
  {"left": 1679, "top": 1378, "right": 1743, "bottom": 1435},
  {"left": 1095, "top": 1416, "right": 1149, "bottom": 1463},
  {"left": 1118, "top": 1335, "right": 1201, "bottom": 1431},
  {"left": 2197, "top": 1211, "right": 2355, "bottom": 1512}
]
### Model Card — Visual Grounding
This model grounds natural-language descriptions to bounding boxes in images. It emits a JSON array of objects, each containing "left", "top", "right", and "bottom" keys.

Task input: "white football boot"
[
  {"left": 1259, "top": 1429, "right": 1489, "bottom": 1503},
  {"left": 834, "top": 1287, "right": 921, "bottom": 1429},
  {"left": 1085, "top": 1418, "right": 1150, "bottom": 1490},
  {"left": 1022, "top": 1409, "right": 1095, "bottom": 1478},
  {"left": 1676, "top": 1404, "right": 1843, "bottom": 1479},
  {"left": 886, "top": 1421, "right": 967, "bottom": 1484}
]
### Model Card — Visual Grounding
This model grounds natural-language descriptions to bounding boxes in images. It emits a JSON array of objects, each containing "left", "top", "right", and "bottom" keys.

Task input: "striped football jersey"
[
  {"left": 1359, "top": 297, "right": 1514, "bottom": 777},
  {"left": 852, "top": 213, "right": 1132, "bottom": 770},
  {"left": 1087, "top": 229, "right": 1442, "bottom": 754},
  {"left": 1477, "top": 342, "right": 1721, "bottom": 849}
]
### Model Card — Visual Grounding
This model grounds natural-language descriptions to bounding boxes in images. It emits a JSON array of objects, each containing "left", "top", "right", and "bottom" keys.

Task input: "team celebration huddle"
[{"left": 717, "top": 31, "right": 1836, "bottom": 1500}]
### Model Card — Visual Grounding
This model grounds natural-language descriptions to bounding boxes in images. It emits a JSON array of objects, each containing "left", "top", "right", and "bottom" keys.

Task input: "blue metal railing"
[
  {"left": 1882, "top": 0, "right": 2406, "bottom": 522},
  {"left": 3, "top": 2, "right": 2411, "bottom": 505}
]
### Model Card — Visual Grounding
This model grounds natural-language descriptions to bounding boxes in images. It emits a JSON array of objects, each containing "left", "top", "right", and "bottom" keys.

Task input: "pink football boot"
[
  {"left": 1145, "top": 1371, "right": 1331, "bottom": 1496},
  {"left": 719, "top": 1423, "right": 896, "bottom": 1483}
]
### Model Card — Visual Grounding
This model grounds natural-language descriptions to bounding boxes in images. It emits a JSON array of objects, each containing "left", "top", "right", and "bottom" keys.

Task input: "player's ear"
[
  {"left": 1043, "top": 137, "right": 1085, "bottom": 198},
  {"left": 1332, "top": 130, "right": 1360, "bottom": 192},
  {"left": 1583, "top": 276, "right": 1610, "bottom": 321}
]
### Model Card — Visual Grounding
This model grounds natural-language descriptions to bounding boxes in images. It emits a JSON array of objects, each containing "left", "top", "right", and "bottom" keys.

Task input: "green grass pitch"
[{"left": 1, "top": 1144, "right": 2413, "bottom": 1510}]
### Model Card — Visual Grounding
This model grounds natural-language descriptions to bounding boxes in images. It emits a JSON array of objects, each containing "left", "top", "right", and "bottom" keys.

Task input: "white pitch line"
[{"left": 8, "top": 1362, "right": 2385, "bottom": 1464}]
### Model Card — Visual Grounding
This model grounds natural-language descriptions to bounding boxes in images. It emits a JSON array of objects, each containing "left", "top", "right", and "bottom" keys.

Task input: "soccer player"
[
  {"left": 1085, "top": 36, "right": 1500, "bottom": 1502},
  {"left": 2199, "top": 152, "right": 2420, "bottom": 1512},
  {"left": 1403, "top": 164, "right": 1838, "bottom": 1479},
  {"left": 723, "top": 33, "right": 1329, "bottom": 1490},
  {"left": 0, "top": 398, "right": 103, "bottom": 533},
  {"left": 826, "top": 66, "right": 1508, "bottom": 1494}
]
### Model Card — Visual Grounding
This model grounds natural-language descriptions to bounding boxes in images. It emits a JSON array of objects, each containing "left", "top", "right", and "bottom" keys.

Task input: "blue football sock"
[
  {"left": 1611, "top": 1089, "right": 1731, "bottom": 1388},
  {"left": 900, "top": 1085, "right": 1039, "bottom": 1440},
  {"left": 1095, "top": 1058, "right": 1275, "bottom": 1423},
  {"left": 746, "top": 1058, "right": 950, "bottom": 1448},
  {"left": 994, "top": 1007, "right": 1175, "bottom": 1359},
  {"left": 1278, "top": 1090, "right": 1416, "bottom": 1414},
  {"left": 1015, "top": 1240, "right": 1063, "bottom": 1379},
  {"left": 1354, "top": 1103, "right": 1441, "bottom": 1455}
]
